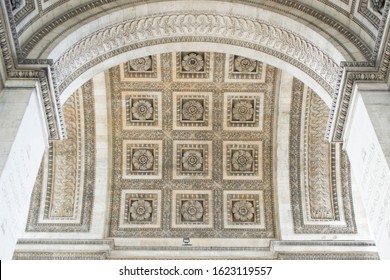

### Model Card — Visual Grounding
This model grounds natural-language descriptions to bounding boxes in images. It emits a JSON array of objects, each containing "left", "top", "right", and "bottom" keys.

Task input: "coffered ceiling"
[{"left": 19, "top": 50, "right": 368, "bottom": 259}]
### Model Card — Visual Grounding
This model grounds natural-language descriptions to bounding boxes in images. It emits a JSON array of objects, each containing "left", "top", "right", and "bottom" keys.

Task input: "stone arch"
[{"left": 42, "top": 1, "right": 350, "bottom": 106}]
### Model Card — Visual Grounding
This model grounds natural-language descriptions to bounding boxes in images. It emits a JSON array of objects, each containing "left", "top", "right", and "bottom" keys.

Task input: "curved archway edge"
[
  {"left": 51, "top": 8, "right": 345, "bottom": 108},
  {"left": 60, "top": 41, "right": 333, "bottom": 107}
]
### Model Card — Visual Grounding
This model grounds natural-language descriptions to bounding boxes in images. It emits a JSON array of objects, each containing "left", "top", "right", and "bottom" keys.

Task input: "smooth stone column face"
[
  {"left": 0, "top": 87, "right": 47, "bottom": 259},
  {"left": 276, "top": 70, "right": 295, "bottom": 238},
  {"left": 344, "top": 90, "right": 390, "bottom": 260}
]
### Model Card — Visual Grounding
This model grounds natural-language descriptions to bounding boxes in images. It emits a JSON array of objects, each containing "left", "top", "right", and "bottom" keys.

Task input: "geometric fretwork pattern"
[
  {"left": 289, "top": 78, "right": 356, "bottom": 234},
  {"left": 108, "top": 52, "right": 275, "bottom": 239}
]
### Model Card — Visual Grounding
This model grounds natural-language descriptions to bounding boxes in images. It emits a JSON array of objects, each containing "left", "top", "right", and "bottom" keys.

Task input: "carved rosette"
[
  {"left": 181, "top": 150, "right": 203, "bottom": 171},
  {"left": 173, "top": 93, "right": 211, "bottom": 130},
  {"left": 129, "top": 200, "right": 153, "bottom": 221},
  {"left": 129, "top": 56, "right": 152, "bottom": 72},
  {"left": 132, "top": 149, "right": 154, "bottom": 171},
  {"left": 223, "top": 142, "right": 261, "bottom": 179},
  {"left": 181, "top": 200, "right": 204, "bottom": 221},
  {"left": 181, "top": 52, "right": 205, "bottom": 72},
  {"left": 232, "top": 100, "right": 255, "bottom": 122},
  {"left": 131, "top": 99, "right": 154, "bottom": 120},
  {"left": 234, "top": 56, "right": 257, "bottom": 73},
  {"left": 172, "top": 191, "right": 213, "bottom": 228},
  {"left": 231, "top": 150, "right": 254, "bottom": 171},
  {"left": 123, "top": 140, "right": 162, "bottom": 179},
  {"left": 182, "top": 100, "right": 204, "bottom": 121},
  {"left": 120, "top": 191, "right": 161, "bottom": 228},
  {"left": 224, "top": 191, "right": 265, "bottom": 229},
  {"left": 173, "top": 142, "right": 211, "bottom": 179},
  {"left": 232, "top": 200, "right": 255, "bottom": 222}
]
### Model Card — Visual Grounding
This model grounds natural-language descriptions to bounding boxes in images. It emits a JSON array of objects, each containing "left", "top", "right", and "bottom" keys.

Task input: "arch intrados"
[
  {"left": 46, "top": 0, "right": 345, "bottom": 63},
  {"left": 59, "top": 41, "right": 332, "bottom": 107}
]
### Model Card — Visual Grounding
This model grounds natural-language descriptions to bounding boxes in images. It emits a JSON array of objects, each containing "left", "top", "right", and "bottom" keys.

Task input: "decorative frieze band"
[{"left": 53, "top": 12, "right": 340, "bottom": 95}]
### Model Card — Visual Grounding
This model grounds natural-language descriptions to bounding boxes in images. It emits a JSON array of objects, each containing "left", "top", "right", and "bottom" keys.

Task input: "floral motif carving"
[
  {"left": 224, "top": 191, "right": 265, "bottom": 229},
  {"left": 131, "top": 99, "right": 154, "bottom": 121},
  {"left": 129, "top": 200, "right": 153, "bottom": 221},
  {"left": 182, "top": 150, "right": 203, "bottom": 171},
  {"left": 181, "top": 200, "right": 204, "bottom": 221},
  {"left": 182, "top": 100, "right": 204, "bottom": 121},
  {"left": 129, "top": 56, "right": 152, "bottom": 72},
  {"left": 234, "top": 56, "right": 257, "bottom": 73},
  {"left": 232, "top": 100, "right": 255, "bottom": 122},
  {"left": 173, "top": 141, "right": 211, "bottom": 179},
  {"left": 181, "top": 52, "right": 205, "bottom": 72},
  {"left": 123, "top": 141, "right": 162, "bottom": 179},
  {"left": 123, "top": 92, "right": 161, "bottom": 128},
  {"left": 232, "top": 201, "right": 255, "bottom": 222},
  {"left": 121, "top": 191, "right": 161, "bottom": 228},
  {"left": 174, "top": 94, "right": 211, "bottom": 129},
  {"left": 132, "top": 149, "right": 154, "bottom": 171},
  {"left": 110, "top": 53, "right": 275, "bottom": 238},
  {"left": 224, "top": 143, "right": 260, "bottom": 179},
  {"left": 231, "top": 150, "right": 254, "bottom": 172}
]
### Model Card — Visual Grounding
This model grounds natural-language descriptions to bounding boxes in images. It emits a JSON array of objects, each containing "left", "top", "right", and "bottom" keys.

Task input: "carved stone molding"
[
  {"left": 13, "top": 251, "right": 108, "bottom": 260},
  {"left": 327, "top": 1, "right": 390, "bottom": 142},
  {"left": 0, "top": 3, "right": 65, "bottom": 140},
  {"left": 26, "top": 80, "right": 95, "bottom": 232},
  {"left": 278, "top": 252, "right": 379, "bottom": 260},
  {"left": 289, "top": 78, "right": 356, "bottom": 234},
  {"left": 53, "top": 12, "right": 340, "bottom": 96}
]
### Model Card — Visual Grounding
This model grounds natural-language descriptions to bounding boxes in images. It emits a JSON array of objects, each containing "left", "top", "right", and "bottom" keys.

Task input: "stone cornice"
[
  {"left": 0, "top": 0, "right": 65, "bottom": 140},
  {"left": 326, "top": 0, "right": 390, "bottom": 142}
]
